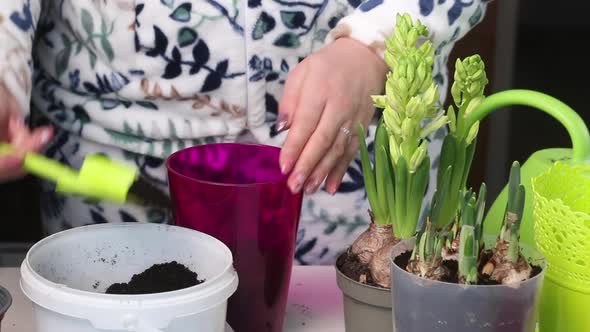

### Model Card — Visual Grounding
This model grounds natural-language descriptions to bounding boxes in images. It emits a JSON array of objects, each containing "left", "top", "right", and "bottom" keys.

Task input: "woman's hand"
[
  {"left": 0, "top": 83, "right": 53, "bottom": 183},
  {"left": 278, "top": 37, "right": 388, "bottom": 194}
]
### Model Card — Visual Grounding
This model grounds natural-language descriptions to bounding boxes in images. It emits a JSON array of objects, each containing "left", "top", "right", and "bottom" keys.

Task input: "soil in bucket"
[{"left": 106, "top": 261, "right": 204, "bottom": 294}]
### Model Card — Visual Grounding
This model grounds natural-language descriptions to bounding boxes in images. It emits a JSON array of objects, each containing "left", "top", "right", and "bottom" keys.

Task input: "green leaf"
[
  {"left": 101, "top": 18, "right": 108, "bottom": 35},
  {"left": 460, "top": 138, "right": 477, "bottom": 190},
  {"left": 100, "top": 36, "right": 114, "bottom": 61},
  {"left": 374, "top": 122, "right": 389, "bottom": 216},
  {"left": 280, "top": 11, "right": 306, "bottom": 29},
  {"left": 168, "top": 119, "right": 178, "bottom": 138},
  {"left": 101, "top": 99, "right": 121, "bottom": 110},
  {"left": 405, "top": 158, "right": 429, "bottom": 237},
  {"left": 394, "top": 156, "right": 408, "bottom": 232},
  {"left": 89, "top": 51, "right": 97, "bottom": 68},
  {"left": 177, "top": 27, "right": 198, "bottom": 47},
  {"left": 55, "top": 47, "right": 72, "bottom": 77},
  {"left": 273, "top": 32, "right": 301, "bottom": 48},
  {"left": 136, "top": 101, "right": 158, "bottom": 110},
  {"left": 170, "top": 3, "right": 192, "bottom": 22},
  {"left": 163, "top": 139, "right": 172, "bottom": 157},
  {"left": 81, "top": 9, "right": 94, "bottom": 36},
  {"left": 437, "top": 135, "right": 456, "bottom": 188},
  {"left": 358, "top": 124, "right": 382, "bottom": 222}
]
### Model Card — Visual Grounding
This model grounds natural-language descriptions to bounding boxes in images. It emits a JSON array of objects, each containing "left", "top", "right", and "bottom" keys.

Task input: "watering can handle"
[{"left": 464, "top": 89, "right": 590, "bottom": 163}]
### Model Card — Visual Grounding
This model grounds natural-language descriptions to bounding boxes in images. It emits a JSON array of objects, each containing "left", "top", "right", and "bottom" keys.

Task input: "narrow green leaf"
[
  {"left": 461, "top": 138, "right": 477, "bottom": 190},
  {"left": 81, "top": 9, "right": 94, "bottom": 36},
  {"left": 101, "top": 37, "right": 114, "bottom": 61},
  {"left": 375, "top": 123, "right": 389, "bottom": 216},
  {"left": 437, "top": 135, "right": 457, "bottom": 187},
  {"left": 403, "top": 157, "right": 429, "bottom": 238},
  {"left": 382, "top": 147, "right": 398, "bottom": 232},
  {"left": 394, "top": 156, "right": 408, "bottom": 231},
  {"left": 358, "top": 124, "right": 382, "bottom": 221}
]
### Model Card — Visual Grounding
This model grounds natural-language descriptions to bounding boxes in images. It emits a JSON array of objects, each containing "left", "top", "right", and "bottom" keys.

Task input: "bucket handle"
[{"left": 463, "top": 89, "right": 590, "bottom": 164}]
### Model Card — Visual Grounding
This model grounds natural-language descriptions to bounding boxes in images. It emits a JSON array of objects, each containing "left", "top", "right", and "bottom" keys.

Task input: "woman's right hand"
[{"left": 0, "top": 83, "right": 53, "bottom": 183}]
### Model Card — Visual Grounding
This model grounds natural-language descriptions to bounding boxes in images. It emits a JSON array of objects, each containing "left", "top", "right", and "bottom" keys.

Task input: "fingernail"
[
  {"left": 281, "top": 159, "right": 293, "bottom": 174},
  {"left": 291, "top": 173, "right": 305, "bottom": 193},
  {"left": 275, "top": 113, "right": 288, "bottom": 132},
  {"left": 305, "top": 178, "right": 320, "bottom": 194},
  {"left": 40, "top": 128, "right": 52, "bottom": 145}
]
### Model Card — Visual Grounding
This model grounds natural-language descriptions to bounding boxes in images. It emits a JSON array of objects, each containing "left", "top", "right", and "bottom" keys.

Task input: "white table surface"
[{"left": 0, "top": 266, "right": 345, "bottom": 331}]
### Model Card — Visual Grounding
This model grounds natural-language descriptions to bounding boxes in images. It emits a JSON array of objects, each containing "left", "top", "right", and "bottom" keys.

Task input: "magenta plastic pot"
[
  {"left": 166, "top": 143, "right": 303, "bottom": 332},
  {"left": 0, "top": 285, "right": 11, "bottom": 331}
]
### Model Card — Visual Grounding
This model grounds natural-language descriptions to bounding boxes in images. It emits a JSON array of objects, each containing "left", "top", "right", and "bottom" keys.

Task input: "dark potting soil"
[
  {"left": 395, "top": 249, "right": 543, "bottom": 285},
  {"left": 336, "top": 250, "right": 380, "bottom": 287},
  {"left": 105, "top": 261, "right": 203, "bottom": 294}
]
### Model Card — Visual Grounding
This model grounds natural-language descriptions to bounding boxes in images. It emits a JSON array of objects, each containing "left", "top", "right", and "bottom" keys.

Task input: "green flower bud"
[
  {"left": 401, "top": 117, "right": 414, "bottom": 138},
  {"left": 372, "top": 95, "right": 387, "bottom": 109},
  {"left": 466, "top": 121, "right": 479, "bottom": 145},
  {"left": 420, "top": 112, "right": 448, "bottom": 138},
  {"left": 448, "top": 105, "right": 457, "bottom": 133}
]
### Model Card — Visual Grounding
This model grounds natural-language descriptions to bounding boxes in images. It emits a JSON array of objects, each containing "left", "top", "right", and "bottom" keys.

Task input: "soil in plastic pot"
[
  {"left": 336, "top": 250, "right": 381, "bottom": 287},
  {"left": 106, "top": 261, "right": 204, "bottom": 294}
]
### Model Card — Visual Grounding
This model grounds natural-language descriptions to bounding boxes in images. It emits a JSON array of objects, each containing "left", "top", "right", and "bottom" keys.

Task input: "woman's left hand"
[{"left": 278, "top": 37, "right": 388, "bottom": 195}]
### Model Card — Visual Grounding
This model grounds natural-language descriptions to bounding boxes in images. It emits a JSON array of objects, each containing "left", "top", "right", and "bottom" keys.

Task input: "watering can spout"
[{"left": 470, "top": 90, "right": 590, "bottom": 247}]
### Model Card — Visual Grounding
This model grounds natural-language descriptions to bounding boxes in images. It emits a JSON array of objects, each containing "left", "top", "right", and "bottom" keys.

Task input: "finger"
[
  {"left": 303, "top": 124, "right": 354, "bottom": 194},
  {"left": 9, "top": 115, "right": 53, "bottom": 154},
  {"left": 285, "top": 98, "right": 349, "bottom": 193},
  {"left": 324, "top": 138, "right": 360, "bottom": 194},
  {"left": 277, "top": 62, "right": 307, "bottom": 132},
  {"left": 0, "top": 155, "right": 24, "bottom": 182},
  {"left": 279, "top": 79, "right": 327, "bottom": 177}
]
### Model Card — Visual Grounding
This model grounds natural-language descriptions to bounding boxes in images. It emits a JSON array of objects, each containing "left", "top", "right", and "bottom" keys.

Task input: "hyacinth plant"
[
  {"left": 349, "top": 13, "right": 447, "bottom": 287},
  {"left": 407, "top": 161, "right": 535, "bottom": 285}
]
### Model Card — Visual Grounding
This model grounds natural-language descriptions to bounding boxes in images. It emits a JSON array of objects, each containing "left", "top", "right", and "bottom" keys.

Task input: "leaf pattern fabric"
[{"left": 1, "top": 0, "right": 489, "bottom": 265}]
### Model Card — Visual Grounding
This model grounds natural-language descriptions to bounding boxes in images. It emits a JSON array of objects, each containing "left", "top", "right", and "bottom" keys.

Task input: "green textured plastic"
[
  {"left": 0, "top": 143, "right": 137, "bottom": 203},
  {"left": 532, "top": 162, "right": 590, "bottom": 331},
  {"left": 464, "top": 90, "right": 590, "bottom": 247}
]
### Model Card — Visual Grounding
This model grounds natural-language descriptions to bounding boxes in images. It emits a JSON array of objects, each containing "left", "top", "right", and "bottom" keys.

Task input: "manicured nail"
[
  {"left": 291, "top": 174, "right": 305, "bottom": 193},
  {"left": 281, "top": 159, "right": 293, "bottom": 174},
  {"left": 40, "top": 128, "right": 52, "bottom": 145},
  {"left": 305, "top": 178, "right": 320, "bottom": 194},
  {"left": 275, "top": 113, "right": 288, "bottom": 132}
]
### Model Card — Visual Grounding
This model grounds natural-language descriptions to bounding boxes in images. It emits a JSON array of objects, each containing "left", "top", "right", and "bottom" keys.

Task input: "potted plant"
[
  {"left": 335, "top": 13, "right": 487, "bottom": 331},
  {"left": 0, "top": 285, "right": 11, "bottom": 331},
  {"left": 391, "top": 161, "right": 545, "bottom": 331}
]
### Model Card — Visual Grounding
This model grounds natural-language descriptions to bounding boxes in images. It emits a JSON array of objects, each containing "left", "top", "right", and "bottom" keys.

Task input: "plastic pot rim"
[
  {"left": 390, "top": 238, "right": 547, "bottom": 289},
  {"left": 166, "top": 143, "right": 287, "bottom": 188},
  {"left": 335, "top": 252, "right": 391, "bottom": 292},
  {"left": 21, "top": 223, "right": 236, "bottom": 301}
]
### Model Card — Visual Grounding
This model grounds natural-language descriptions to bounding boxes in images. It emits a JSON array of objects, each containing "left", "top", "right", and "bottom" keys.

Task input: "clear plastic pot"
[{"left": 390, "top": 238, "right": 545, "bottom": 332}]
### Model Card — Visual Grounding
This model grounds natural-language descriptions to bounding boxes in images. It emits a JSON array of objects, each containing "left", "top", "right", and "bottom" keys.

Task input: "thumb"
[{"left": 0, "top": 155, "right": 24, "bottom": 183}]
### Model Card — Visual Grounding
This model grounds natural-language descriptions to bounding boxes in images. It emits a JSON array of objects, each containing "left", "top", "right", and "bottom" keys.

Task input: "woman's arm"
[
  {"left": 0, "top": 0, "right": 42, "bottom": 114},
  {"left": 327, "top": 0, "right": 491, "bottom": 57}
]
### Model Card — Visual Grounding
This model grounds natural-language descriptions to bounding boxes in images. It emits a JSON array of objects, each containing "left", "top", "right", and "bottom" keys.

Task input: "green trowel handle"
[
  {"left": 465, "top": 89, "right": 590, "bottom": 163},
  {"left": 0, "top": 143, "right": 78, "bottom": 181}
]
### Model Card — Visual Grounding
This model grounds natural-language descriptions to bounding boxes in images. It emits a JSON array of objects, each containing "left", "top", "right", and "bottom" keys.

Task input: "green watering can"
[{"left": 464, "top": 89, "right": 590, "bottom": 247}]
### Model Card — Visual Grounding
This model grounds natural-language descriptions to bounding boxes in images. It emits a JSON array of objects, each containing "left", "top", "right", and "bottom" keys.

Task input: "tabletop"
[{"left": 0, "top": 266, "right": 345, "bottom": 331}]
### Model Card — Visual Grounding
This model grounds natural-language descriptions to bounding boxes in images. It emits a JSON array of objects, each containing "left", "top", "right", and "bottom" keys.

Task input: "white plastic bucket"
[{"left": 20, "top": 223, "right": 238, "bottom": 332}]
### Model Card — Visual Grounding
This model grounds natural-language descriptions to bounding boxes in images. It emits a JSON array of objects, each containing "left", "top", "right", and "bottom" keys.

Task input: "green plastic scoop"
[
  {"left": 0, "top": 143, "right": 170, "bottom": 208},
  {"left": 464, "top": 89, "right": 590, "bottom": 247}
]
